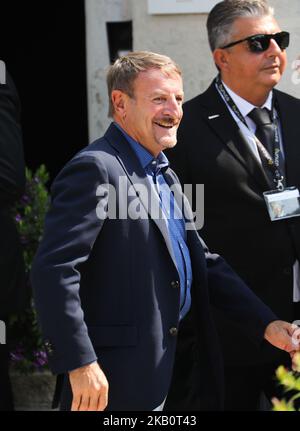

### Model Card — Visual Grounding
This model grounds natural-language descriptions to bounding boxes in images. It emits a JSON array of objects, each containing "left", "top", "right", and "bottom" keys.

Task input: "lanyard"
[{"left": 215, "top": 75, "right": 284, "bottom": 191}]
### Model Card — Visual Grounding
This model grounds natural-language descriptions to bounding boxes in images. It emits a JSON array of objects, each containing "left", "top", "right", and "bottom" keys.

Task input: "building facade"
[{"left": 85, "top": 0, "right": 300, "bottom": 141}]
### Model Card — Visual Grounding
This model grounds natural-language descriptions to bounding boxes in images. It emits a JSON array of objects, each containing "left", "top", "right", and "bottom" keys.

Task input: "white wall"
[
  {"left": 85, "top": 0, "right": 131, "bottom": 141},
  {"left": 85, "top": 0, "right": 300, "bottom": 141},
  {"left": 132, "top": 1, "right": 214, "bottom": 102}
]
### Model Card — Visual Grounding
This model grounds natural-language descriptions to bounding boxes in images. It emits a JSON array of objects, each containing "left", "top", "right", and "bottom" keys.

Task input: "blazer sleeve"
[
  {"left": 204, "top": 241, "right": 277, "bottom": 346},
  {"left": 168, "top": 165, "right": 277, "bottom": 346},
  {"left": 0, "top": 72, "right": 25, "bottom": 206},
  {"left": 31, "top": 153, "right": 109, "bottom": 374},
  {"left": 189, "top": 228, "right": 277, "bottom": 346}
]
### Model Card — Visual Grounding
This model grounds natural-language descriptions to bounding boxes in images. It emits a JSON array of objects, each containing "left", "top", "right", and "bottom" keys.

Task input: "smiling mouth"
[
  {"left": 153, "top": 121, "right": 178, "bottom": 129},
  {"left": 264, "top": 64, "right": 280, "bottom": 70}
]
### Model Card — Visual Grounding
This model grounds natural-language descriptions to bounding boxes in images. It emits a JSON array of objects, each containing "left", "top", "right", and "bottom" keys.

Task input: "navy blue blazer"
[{"left": 31, "top": 123, "right": 277, "bottom": 410}]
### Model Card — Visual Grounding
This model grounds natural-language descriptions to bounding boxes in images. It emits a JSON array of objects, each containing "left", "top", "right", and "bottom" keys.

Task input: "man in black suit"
[
  {"left": 0, "top": 68, "right": 27, "bottom": 410},
  {"left": 167, "top": 0, "right": 300, "bottom": 410}
]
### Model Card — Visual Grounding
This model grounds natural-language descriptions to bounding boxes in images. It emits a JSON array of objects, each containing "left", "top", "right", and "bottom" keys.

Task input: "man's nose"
[
  {"left": 163, "top": 97, "right": 182, "bottom": 117},
  {"left": 267, "top": 37, "right": 283, "bottom": 56}
]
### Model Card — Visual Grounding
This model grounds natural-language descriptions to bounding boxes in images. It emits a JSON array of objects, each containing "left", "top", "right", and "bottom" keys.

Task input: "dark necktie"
[
  {"left": 248, "top": 107, "right": 274, "bottom": 155},
  {"left": 248, "top": 107, "right": 285, "bottom": 184}
]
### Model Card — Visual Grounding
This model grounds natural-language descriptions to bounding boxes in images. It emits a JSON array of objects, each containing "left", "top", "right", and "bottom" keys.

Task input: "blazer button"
[
  {"left": 171, "top": 280, "right": 180, "bottom": 289},
  {"left": 169, "top": 327, "right": 178, "bottom": 337}
]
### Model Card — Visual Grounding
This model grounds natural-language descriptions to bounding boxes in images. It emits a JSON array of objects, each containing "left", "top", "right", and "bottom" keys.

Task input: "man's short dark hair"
[{"left": 207, "top": 0, "right": 274, "bottom": 52}]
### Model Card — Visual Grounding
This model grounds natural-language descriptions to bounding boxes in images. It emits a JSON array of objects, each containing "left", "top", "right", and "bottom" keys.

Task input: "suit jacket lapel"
[
  {"left": 104, "top": 124, "right": 178, "bottom": 270},
  {"left": 200, "top": 82, "right": 271, "bottom": 190},
  {"left": 163, "top": 168, "right": 195, "bottom": 226}
]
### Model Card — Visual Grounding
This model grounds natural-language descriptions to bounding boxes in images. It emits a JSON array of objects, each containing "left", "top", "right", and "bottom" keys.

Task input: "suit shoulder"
[
  {"left": 77, "top": 136, "right": 111, "bottom": 157},
  {"left": 182, "top": 86, "right": 216, "bottom": 121},
  {"left": 67, "top": 136, "right": 116, "bottom": 168},
  {"left": 51, "top": 137, "right": 113, "bottom": 188},
  {"left": 183, "top": 93, "right": 204, "bottom": 112},
  {"left": 180, "top": 95, "right": 208, "bottom": 128},
  {"left": 275, "top": 89, "right": 300, "bottom": 106}
]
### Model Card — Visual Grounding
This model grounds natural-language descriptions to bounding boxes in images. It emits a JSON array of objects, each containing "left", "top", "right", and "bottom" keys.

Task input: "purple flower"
[
  {"left": 33, "top": 350, "right": 48, "bottom": 369},
  {"left": 15, "top": 214, "right": 22, "bottom": 223},
  {"left": 10, "top": 347, "right": 25, "bottom": 362},
  {"left": 21, "top": 194, "right": 30, "bottom": 204}
]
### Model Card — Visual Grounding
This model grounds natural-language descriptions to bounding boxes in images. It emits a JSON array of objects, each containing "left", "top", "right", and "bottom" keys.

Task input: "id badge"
[{"left": 263, "top": 187, "right": 300, "bottom": 221}]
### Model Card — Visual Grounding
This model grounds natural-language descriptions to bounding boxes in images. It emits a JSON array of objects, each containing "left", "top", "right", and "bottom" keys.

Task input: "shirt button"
[
  {"left": 169, "top": 327, "right": 178, "bottom": 337},
  {"left": 171, "top": 280, "right": 180, "bottom": 289}
]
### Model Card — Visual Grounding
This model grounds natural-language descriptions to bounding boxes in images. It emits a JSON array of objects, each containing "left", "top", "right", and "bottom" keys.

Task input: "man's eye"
[{"left": 154, "top": 97, "right": 164, "bottom": 102}]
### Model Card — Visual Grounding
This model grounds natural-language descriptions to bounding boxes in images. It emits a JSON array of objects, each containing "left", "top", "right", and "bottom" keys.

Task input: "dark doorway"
[
  {"left": 0, "top": 1, "right": 88, "bottom": 182},
  {"left": 106, "top": 21, "right": 133, "bottom": 63}
]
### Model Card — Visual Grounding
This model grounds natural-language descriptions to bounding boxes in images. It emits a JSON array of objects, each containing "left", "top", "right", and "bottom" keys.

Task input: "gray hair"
[
  {"left": 107, "top": 51, "right": 182, "bottom": 117},
  {"left": 207, "top": 0, "right": 274, "bottom": 51}
]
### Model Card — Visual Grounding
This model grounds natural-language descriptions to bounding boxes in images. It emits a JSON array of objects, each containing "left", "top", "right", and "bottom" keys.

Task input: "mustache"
[{"left": 154, "top": 117, "right": 180, "bottom": 127}]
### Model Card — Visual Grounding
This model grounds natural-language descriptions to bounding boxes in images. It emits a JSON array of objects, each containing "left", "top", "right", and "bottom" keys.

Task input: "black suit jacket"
[
  {"left": 31, "top": 123, "right": 277, "bottom": 410},
  {"left": 0, "top": 72, "right": 27, "bottom": 318},
  {"left": 167, "top": 82, "right": 300, "bottom": 365}
]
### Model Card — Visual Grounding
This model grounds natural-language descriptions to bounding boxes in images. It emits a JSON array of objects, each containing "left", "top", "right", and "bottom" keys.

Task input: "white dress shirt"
[{"left": 217, "top": 81, "right": 300, "bottom": 302}]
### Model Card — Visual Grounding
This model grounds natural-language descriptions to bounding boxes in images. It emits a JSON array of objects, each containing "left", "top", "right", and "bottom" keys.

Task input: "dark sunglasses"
[{"left": 221, "top": 31, "right": 290, "bottom": 53}]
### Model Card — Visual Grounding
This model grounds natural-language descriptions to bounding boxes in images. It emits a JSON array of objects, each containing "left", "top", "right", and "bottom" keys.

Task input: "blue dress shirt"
[{"left": 114, "top": 123, "right": 192, "bottom": 319}]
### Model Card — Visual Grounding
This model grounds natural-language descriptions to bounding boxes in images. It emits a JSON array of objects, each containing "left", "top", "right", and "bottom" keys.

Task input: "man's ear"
[
  {"left": 213, "top": 49, "right": 229, "bottom": 74},
  {"left": 111, "top": 90, "right": 127, "bottom": 118}
]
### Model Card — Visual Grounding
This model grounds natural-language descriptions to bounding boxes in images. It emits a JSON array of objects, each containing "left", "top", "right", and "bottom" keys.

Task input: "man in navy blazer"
[{"left": 31, "top": 51, "right": 299, "bottom": 411}]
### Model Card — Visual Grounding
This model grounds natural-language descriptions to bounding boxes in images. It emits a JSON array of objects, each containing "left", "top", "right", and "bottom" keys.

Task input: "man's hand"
[
  {"left": 264, "top": 320, "right": 300, "bottom": 357},
  {"left": 69, "top": 361, "right": 109, "bottom": 411}
]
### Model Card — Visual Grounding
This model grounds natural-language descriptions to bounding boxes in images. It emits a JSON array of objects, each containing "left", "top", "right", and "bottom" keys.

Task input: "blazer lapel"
[
  {"left": 163, "top": 168, "right": 195, "bottom": 226},
  {"left": 200, "top": 83, "right": 271, "bottom": 190},
  {"left": 104, "top": 124, "right": 178, "bottom": 270}
]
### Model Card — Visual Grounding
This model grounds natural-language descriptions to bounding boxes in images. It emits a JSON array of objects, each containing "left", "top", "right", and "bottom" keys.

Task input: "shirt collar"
[
  {"left": 114, "top": 122, "right": 169, "bottom": 171},
  {"left": 221, "top": 81, "right": 273, "bottom": 118},
  {"left": 150, "top": 151, "right": 169, "bottom": 173}
]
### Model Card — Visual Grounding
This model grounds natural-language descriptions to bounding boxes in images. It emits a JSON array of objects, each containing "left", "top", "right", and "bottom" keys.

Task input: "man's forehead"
[
  {"left": 232, "top": 15, "right": 281, "bottom": 37},
  {"left": 134, "top": 68, "right": 183, "bottom": 89}
]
